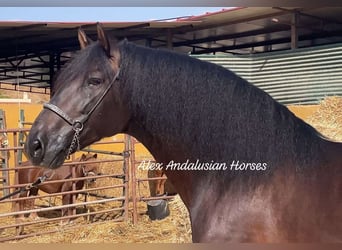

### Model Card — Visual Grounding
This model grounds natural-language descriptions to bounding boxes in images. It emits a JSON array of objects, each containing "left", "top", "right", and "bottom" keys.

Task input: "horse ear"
[
  {"left": 78, "top": 28, "right": 90, "bottom": 50},
  {"left": 81, "top": 153, "right": 86, "bottom": 160},
  {"left": 97, "top": 23, "right": 111, "bottom": 57}
]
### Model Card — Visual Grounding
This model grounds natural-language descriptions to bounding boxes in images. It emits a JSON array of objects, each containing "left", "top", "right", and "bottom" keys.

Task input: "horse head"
[
  {"left": 24, "top": 24, "right": 128, "bottom": 169},
  {"left": 79, "top": 153, "right": 99, "bottom": 183}
]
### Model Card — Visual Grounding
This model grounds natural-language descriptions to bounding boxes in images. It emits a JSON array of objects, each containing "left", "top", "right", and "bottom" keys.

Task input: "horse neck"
[
  {"left": 74, "top": 163, "right": 85, "bottom": 178},
  {"left": 119, "top": 44, "right": 333, "bottom": 207},
  {"left": 126, "top": 120, "right": 194, "bottom": 207},
  {"left": 121, "top": 44, "right": 322, "bottom": 164}
]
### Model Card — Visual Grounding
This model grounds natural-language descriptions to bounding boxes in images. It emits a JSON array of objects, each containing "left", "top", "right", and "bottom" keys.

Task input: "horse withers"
[
  {"left": 24, "top": 24, "right": 341, "bottom": 242},
  {"left": 16, "top": 153, "right": 98, "bottom": 226}
]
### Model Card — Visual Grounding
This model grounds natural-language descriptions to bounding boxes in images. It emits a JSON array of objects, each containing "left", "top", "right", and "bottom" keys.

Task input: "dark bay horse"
[
  {"left": 24, "top": 24, "right": 341, "bottom": 242},
  {"left": 17, "top": 153, "right": 98, "bottom": 221}
]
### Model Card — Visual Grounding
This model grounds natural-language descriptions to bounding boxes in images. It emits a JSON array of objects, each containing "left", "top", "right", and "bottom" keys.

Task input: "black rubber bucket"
[{"left": 147, "top": 199, "right": 170, "bottom": 220}]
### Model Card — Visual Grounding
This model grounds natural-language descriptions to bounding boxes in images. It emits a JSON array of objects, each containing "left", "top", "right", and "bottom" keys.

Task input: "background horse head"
[{"left": 24, "top": 24, "right": 342, "bottom": 242}]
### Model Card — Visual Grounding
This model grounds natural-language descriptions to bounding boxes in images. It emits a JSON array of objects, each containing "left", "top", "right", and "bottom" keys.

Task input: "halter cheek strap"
[{"left": 43, "top": 68, "right": 120, "bottom": 159}]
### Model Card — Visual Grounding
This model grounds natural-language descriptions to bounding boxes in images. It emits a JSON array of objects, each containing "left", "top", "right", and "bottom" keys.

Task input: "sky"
[{"left": 0, "top": 7, "right": 227, "bottom": 22}]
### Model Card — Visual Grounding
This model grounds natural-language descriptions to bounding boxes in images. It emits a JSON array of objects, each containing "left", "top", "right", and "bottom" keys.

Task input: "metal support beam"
[
  {"left": 0, "top": 63, "right": 49, "bottom": 74},
  {"left": 117, "top": 23, "right": 150, "bottom": 30},
  {"left": 173, "top": 24, "right": 290, "bottom": 47},
  {"left": 291, "top": 12, "right": 299, "bottom": 49},
  {"left": 273, "top": 7, "right": 342, "bottom": 25},
  {"left": 191, "top": 29, "right": 342, "bottom": 54},
  {"left": 49, "top": 52, "right": 55, "bottom": 91},
  {"left": 56, "top": 52, "right": 61, "bottom": 70},
  {"left": 0, "top": 23, "right": 47, "bottom": 32},
  {"left": 145, "top": 38, "right": 152, "bottom": 48},
  {"left": 174, "top": 9, "right": 290, "bottom": 34},
  {"left": 166, "top": 29, "right": 173, "bottom": 50}
]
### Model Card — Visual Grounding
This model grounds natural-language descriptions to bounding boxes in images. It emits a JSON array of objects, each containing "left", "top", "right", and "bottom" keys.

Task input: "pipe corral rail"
[{"left": 0, "top": 125, "right": 175, "bottom": 242}]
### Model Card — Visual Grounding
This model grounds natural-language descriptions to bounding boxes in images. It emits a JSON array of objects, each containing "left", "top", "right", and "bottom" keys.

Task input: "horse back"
[
  {"left": 269, "top": 137, "right": 342, "bottom": 241},
  {"left": 18, "top": 162, "right": 72, "bottom": 193}
]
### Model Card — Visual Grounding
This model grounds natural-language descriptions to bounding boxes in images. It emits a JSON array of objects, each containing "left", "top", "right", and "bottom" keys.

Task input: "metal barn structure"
[{"left": 0, "top": 7, "right": 341, "bottom": 104}]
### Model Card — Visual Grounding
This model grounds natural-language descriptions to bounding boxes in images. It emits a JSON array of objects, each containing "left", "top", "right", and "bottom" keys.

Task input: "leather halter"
[{"left": 43, "top": 69, "right": 120, "bottom": 159}]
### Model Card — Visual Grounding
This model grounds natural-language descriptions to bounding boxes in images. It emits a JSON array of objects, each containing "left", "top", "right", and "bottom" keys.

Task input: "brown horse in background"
[
  {"left": 148, "top": 169, "right": 177, "bottom": 197},
  {"left": 17, "top": 153, "right": 98, "bottom": 223}
]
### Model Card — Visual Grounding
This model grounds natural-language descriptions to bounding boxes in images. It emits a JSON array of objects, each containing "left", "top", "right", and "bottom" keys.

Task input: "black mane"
[{"left": 118, "top": 41, "right": 324, "bottom": 173}]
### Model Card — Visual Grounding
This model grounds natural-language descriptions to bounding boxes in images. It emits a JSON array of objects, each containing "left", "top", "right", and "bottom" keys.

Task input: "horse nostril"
[{"left": 32, "top": 139, "right": 43, "bottom": 158}]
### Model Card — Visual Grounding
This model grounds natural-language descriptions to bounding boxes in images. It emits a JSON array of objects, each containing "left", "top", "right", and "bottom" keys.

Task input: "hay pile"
[
  {"left": 306, "top": 96, "right": 342, "bottom": 141},
  {"left": 13, "top": 195, "right": 191, "bottom": 243}
]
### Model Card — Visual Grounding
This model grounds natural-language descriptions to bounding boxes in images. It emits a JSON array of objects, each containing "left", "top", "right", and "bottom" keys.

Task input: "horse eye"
[{"left": 88, "top": 77, "right": 103, "bottom": 86}]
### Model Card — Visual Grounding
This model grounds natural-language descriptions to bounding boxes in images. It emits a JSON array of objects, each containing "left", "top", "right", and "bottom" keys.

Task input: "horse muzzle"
[
  {"left": 28, "top": 137, "right": 45, "bottom": 164},
  {"left": 24, "top": 127, "right": 70, "bottom": 169},
  {"left": 85, "top": 171, "right": 99, "bottom": 184}
]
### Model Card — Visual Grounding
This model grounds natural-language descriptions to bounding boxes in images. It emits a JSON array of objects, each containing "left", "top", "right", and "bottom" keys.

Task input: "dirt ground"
[{"left": 0, "top": 95, "right": 341, "bottom": 243}]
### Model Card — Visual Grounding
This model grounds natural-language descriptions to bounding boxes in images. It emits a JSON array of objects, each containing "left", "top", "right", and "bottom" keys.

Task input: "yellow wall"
[
  {"left": 0, "top": 103, "right": 42, "bottom": 129},
  {"left": 1, "top": 103, "right": 42, "bottom": 167}
]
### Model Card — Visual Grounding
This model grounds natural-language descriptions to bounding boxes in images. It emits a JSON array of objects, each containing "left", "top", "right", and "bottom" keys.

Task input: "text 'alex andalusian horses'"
[{"left": 24, "top": 24, "right": 342, "bottom": 242}]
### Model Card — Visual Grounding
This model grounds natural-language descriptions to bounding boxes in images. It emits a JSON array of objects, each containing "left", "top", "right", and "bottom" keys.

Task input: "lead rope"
[{"left": 0, "top": 175, "right": 47, "bottom": 202}]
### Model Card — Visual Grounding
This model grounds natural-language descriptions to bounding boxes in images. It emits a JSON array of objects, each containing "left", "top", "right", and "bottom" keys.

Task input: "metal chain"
[{"left": 66, "top": 128, "right": 81, "bottom": 160}]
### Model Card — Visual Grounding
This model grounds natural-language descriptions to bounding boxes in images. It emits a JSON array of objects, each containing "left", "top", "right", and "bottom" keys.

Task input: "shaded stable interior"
[{"left": 0, "top": 7, "right": 341, "bottom": 92}]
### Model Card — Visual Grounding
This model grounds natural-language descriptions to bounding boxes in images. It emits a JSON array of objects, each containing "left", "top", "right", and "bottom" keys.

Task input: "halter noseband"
[{"left": 43, "top": 69, "right": 120, "bottom": 159}]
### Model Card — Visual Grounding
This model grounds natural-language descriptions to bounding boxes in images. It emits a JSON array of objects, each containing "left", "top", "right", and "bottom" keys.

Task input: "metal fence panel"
[{"left": 193, "top": 43, "right": 342, "bottom": 105}]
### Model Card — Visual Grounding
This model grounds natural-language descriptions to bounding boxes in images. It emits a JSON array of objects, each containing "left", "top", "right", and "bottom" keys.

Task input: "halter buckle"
[{"left": 72, "top": 121, "right": 84, "bottom": 132}]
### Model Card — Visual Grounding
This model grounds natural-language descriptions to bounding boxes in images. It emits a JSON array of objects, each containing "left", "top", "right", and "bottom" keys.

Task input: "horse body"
[
  {"left": 24, "top": 25, "right": 341, "bottom": 242},
  {"left": 17, "top": 153, "right": 98, "bottom": 221},
  {"left": 128, "top": 97, "right": 342, "bottom": 241},
  {"left": 188, "top": 144, "right": 342, "bottom": 242}
]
